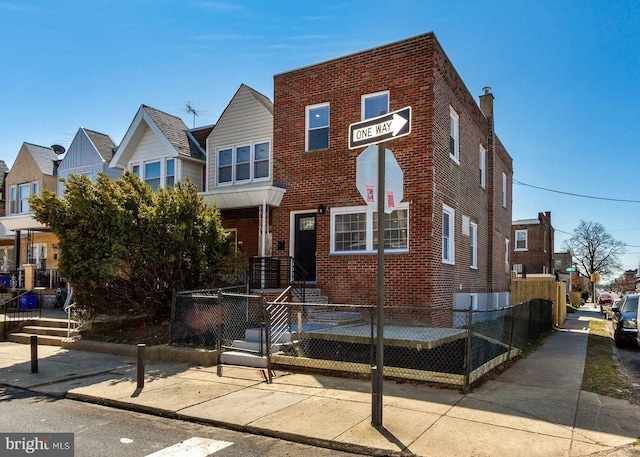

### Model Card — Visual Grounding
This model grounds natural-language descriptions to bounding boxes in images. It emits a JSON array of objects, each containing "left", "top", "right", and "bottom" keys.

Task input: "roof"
[
  {"left": 188, "top": 124, "right": 215, "bottom": 151},
  {"left": 83, "top": 128, "right": 117, "bottom": 161},
  {"left": 24, "top": 142, "right": 59, "bottom": 175},
  {"left": 243, "top": 84, "right": 274, "bottom": 115},
  {"left": 512, "top": 219, "right": 540, "bottom": 226},
  {"left": 143, "top": 105, "right": 205, "bottom": 160}
]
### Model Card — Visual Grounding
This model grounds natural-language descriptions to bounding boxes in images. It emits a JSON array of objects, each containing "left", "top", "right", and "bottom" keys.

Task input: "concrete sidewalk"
[{"left": 2, "top": 306, "right": 640, "bottom": 456}]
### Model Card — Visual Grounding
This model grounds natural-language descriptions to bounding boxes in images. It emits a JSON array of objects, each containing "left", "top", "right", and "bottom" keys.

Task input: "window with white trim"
[
  {"left": 362, "top": 91, "right": 389, "bottom": 120},
  {"left": 306, "top": 103, "right": 329, "bottom": 151},
  {"left": 449, "top": 106, "right": 459, "bottom": 162},
  {"left": 331, "top": 205, "right": 409, "bottom": 253},
  {"left": 502, "top": 172, "right": 507, "bottom": 208},
  {"left": 470, "top": 221, "right": 478, "bottom": 269},
  {"left": 505, "top": 238, "right": 510, "bottom": 265},
  {"left": 166, "top": 158, "right": 175, "bottom": 188},
  {"left": 216, "top": 141, "right": 271, "bottom": 186},
  {"left": 442, "top": 204, "right": 455, "bottom": 264},
  {"left": 10, "top": 182, "right": 38, "bottom": 214},
  {"left": 145, "top": 161, "right": 161, "bottom": 191},
  {"left": 515, "top": 229, "right": 528, "bottom": 251},
  {"left": 131, "top": 163, "right": 140, "bottom": 177},
  {"left": 479, "top": 145, "right": 486, "bottom": 188}
]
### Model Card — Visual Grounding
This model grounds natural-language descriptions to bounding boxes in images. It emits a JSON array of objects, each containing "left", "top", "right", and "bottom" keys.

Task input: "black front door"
[{"left": 294, "top": 213, "right": 317, "bottom": 281}]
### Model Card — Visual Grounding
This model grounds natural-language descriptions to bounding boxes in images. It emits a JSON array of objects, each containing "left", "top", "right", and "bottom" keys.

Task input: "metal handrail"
[{"left": 1, "top": 290, "right": 41, "bottom": 340}]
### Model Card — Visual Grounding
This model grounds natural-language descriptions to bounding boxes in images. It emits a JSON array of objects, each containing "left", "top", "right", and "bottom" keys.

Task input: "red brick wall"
[
  {"left": 273, "top": 33, "right": 513, "bottom": 310},
  {"left": 221, "top": 208, "right": 260, "bottom": 257}
]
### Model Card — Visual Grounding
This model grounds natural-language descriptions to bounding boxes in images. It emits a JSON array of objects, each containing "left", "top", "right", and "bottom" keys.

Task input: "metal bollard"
[
  {"left": 30, "top": 335, "right": 38, "bottom": 373},
  {"left": 137, "top": 344, "right": 145, "bottom": 389}
]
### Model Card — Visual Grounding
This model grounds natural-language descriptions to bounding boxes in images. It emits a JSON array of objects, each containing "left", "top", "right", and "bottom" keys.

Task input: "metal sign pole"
[{"left": 372, "top": 141, "right": 385, "bottom": 427}]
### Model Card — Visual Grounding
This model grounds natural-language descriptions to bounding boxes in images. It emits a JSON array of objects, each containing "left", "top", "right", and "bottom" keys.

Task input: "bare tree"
[{"left": 563, "top": 220, "right": 626, "bottom": 285}]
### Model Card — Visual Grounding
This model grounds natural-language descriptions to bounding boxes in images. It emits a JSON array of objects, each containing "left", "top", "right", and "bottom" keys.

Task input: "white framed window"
[
  {"left": 505, "top": 238, "right": 510, "bottom": 265},
  {"left": 470, "top": 293, "right": 478, "bottom": 311},
  {"left": 515, "top": 229, "right": 528, "bottom": 251},
  {"left": 479, "top": 145, "right": 486, "bottom": 188},
  {"left": 330, "top": 205, "right": 409, "bottom": 254},
  {"left": 144, "top": 161, "right": 161, "bottom": 191},
  {"left": 449, "top": 106, "right": 459, "bottom": 163},
  {"left": 131, "top": 163, "right": 140, "bottom": 177},
  {"left": 470, "top": 221, "right": 478, "bottom": 269},
  {"left": 11, "top": 182, "right": 38, "bottom": 214},
  {"left": 9, "top": 185, "right": 17, "bottom": 214},
  {"left": 442, "top": 203, "right": 455, "bottom": 264},
  {"left": 216, "top": 141, "right": 271, "bottom": 186},
  {"left": 502, "top": 172, "right": 507, "bottom": 208},
  {"left": 306, "top": 103, "right": 329, "bottom": 151},
  {"left": 513, "top": 264, "right": 523, "bottom": 274},
  {"left": 166, "top": 158, "right": 175, "bottom": 188},
  {"left": 362, "top": 91, "right": 389, "bottom": 120}
]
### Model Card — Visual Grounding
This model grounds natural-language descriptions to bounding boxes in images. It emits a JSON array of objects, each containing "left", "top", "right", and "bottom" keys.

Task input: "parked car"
[
  {"left": 613, "top": 294, "right": 638, "bottom": 348},
  {"left": 598, "top": 292, "right": 613, "bottom": 305},
  {"left": 603, "top": 298, "right": 620, "bottom": 320}
]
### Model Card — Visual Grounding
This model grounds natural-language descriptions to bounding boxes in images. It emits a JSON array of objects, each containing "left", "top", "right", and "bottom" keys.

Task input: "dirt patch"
[{"left": 81, "top": 316, "right": 170, "bottom": 346}]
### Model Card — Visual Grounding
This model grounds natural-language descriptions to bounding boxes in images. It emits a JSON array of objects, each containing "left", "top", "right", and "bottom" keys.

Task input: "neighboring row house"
[
  {"left": 0, "top": 33, "right": 516, "bottom": 318},
  {"left": 511, "top": 211, "right": 555, "bottom": 276}
]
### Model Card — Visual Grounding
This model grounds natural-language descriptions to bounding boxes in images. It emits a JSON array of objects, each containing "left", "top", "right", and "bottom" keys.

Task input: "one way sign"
[{"left": 348, "top": 106, "right": 411, "bottom": 150}]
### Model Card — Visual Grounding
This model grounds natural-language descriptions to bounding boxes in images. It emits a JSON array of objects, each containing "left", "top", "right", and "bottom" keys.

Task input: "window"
[
  {"left": 9, "top": 185, "right": 16, "bottom": 214},
  {"left": 216, "top": 141, "right": 271, "bottom": 186},
  {"left": 166, "top": 159, "right": 175, "bottom": 187},
  {"left": 442, "top": 204, "right": 455, "bottom": 264},
  {"left": 362, "top": 91, "right": 389, "bottom": 120},
  {"left": 131, "top": 164, "right": 140, "bottom": 177},
  {"left": 331, "top": 205, "right": 409, "bottom": 253},
  {"left": 470, "top": 222, "right": 478, "bottom": 269},
  {"left": 479, "top": 145, "right": 486, "bottom": 188},
  {"left": 515, "top": 229, "right": 528, "bottom": 251},
  {"left": 505, "top": 238, "right": 510, "bottom": 265},
  {"left": 145, "top": 161, "right": 161, "bottom": 191},
  {"left": 449, "top": 106, "right": 459, "bottom": 162},
  {"left": 502, "top": 172, "right": 507, "bottom": 208},
  {"left": 254, "top": 142, "right": 270, "bottom": 179},
  {"left": 513, "top": 264, "right": 523, "bottom": 274},
  {"left": 306, "top": 103, "right": 329, "bottom": 151}
]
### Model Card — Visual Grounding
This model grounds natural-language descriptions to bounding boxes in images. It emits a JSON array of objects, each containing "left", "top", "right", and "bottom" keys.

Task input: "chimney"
[{"left": 480, "top": 86, "right": 494, "bottom": 118}]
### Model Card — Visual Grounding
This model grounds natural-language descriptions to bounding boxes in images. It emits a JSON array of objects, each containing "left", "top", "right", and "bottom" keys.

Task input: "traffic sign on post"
[
  {"left": 348, "top": 107, "right": 411, "bottom": 150},
  {"left": 356, "top": 145, "right": 404, "bottom": 213}
]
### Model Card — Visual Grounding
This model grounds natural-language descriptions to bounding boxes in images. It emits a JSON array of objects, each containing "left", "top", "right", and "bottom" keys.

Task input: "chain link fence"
[{"left": 171, "top": 291, "right": 554, "bottom": 389}]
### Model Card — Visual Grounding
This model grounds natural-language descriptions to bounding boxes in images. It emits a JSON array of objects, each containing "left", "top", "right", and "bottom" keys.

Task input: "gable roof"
[
  {"left": 188, "top": 124, "right": 215, "bottom": 151},
  {"left": 24, "top": 143, "right": 59, "bottom": 175},
  {"left": 243, "top": 84, "right": 274, "bottom": 115},
  {"left": 111, "top": 105, "right": 206, "bottom": 169},
  {"left": 84, "top": 128, "right": 117, "bottom": 162}
]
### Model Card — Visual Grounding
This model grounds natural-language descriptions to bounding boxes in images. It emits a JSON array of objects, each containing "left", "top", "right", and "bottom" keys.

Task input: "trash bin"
[
  {"left": 0, "top": 276, "right": 10, "bottom": 288},
  {"left": 19, "top": 294, "right": 37, "bottom": 309}
]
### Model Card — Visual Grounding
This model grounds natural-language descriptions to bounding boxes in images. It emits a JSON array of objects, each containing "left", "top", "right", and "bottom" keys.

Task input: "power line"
[{"left": 513, "top": 179, "right": 640, "bottom": 203}]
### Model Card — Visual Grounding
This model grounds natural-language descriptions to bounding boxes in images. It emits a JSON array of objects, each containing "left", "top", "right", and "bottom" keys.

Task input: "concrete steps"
[{"left": 7, "top": 317, "right": 79, "bottom": 347}]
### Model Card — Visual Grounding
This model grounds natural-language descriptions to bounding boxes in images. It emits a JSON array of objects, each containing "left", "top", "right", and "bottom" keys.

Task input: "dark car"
[{"left": 612, "top": 294, "right": 638, "bottom": 348}]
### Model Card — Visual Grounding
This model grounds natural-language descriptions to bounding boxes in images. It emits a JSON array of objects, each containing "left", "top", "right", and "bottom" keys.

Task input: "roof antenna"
[{"left": 185, "top": 101, "right": 199, "bottom": 128}]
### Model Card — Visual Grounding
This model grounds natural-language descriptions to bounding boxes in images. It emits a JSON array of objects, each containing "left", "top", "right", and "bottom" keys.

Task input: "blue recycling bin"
[
  {"left": 19, "top": 294, "right": 37, "bottom": 309},
  {"left": 0, "top": 276, "right": 10, "bottom": 288}
]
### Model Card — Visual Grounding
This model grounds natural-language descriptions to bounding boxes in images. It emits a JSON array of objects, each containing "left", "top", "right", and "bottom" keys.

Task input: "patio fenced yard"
[{"left": 170, "top": 290, "right": 553, "bottom": 390}]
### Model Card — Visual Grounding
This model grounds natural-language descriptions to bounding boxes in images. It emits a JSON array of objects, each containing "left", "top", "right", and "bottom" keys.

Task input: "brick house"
[
  {"left": 271, "top": 33, "right": 513, "bottom": 314},
  {"left": 512, "top": 211, "right": 555, "bottom": 276}
]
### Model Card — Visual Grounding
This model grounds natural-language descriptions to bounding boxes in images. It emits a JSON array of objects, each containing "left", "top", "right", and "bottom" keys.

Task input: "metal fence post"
[
  {"left": 137, "top": 344, "right": 145, "bottom": 389},
  {"left": 30, "top": 335, "right": 38, "bottom": 373},
  {"left": 463, "top": 306, "right": 473, "bottom": 393}
]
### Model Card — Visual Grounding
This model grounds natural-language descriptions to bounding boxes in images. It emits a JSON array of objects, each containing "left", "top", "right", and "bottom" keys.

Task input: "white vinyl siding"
[{"left": 207, "top": 85, "right": 273, "bottom": 191}]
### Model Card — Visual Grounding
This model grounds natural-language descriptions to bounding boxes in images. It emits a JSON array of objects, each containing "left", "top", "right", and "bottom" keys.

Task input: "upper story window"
[
  {"left": 166, "top": 159, "right": 175, "bottom": 188},
  {"left": 505, "top": 238, "right": 510, "bottom": 265},
  {"left": 306, "top": 103, "right": 329, "bottom": 151},
  {"left": 470, "top": 221, "right": 478, "bottom": 269},
  {"left": 217, "top": 141, "right": 271, "bottom": 186},
  {"left": 145, "top": 161, "right": 161, "bottom": 190},
  {"left": 442, "top": 203, "right": 455, "bottom": 264},
  {"left": 502, "top": 172, "right": 507, "bottom": 207},
  {"left": 9, "top": 182, "right": 38, "bottom": 214},
  {"left": 131, "top": 164, "right": 140, "bottom": 177},
  {"left": 331, "top": 204, "right": 409, "bottom": 254},
  {"left": 515, "top": 229, "right": 528, "bottom": 251},
  {"left": 449, "top": 106, "right": 460, "bottom": 163},
  {"left": 362, "top": 91, "right": 389, "bottom": 120},
  {"left": 479, "top": 145, "right": 486, "bottom": 188}
]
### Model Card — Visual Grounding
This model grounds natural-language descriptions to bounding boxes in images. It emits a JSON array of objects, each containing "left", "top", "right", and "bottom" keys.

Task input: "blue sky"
[{"left": 1, "top": 1, "right": 639, "bottom": 278}]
